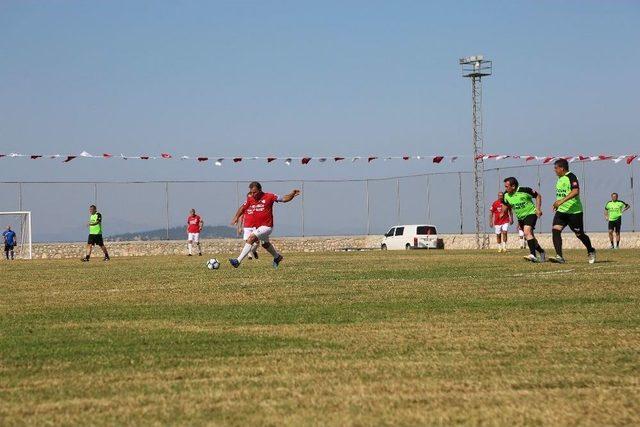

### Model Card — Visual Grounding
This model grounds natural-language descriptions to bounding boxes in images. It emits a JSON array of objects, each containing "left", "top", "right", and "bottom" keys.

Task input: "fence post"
[
  {"left": 165, "top": 182, "right": 170, "bottom": 240},
  {"left": 458, "top": 172, "right": 463, "bottom": 234},
  {"left": 496, "top": 168, "right": 501, "bottom": 192},
  {"left": 581, "top": 162, "right": 587, "bottom": 228},
  {"left": 365, "top": 180, "right": 370, "bottom": 235},
  {"left": 17, "top": 183, "right": 22, "bottom": 211},
  {"left": 301, "top": 181, "right": 305, "bottom": 237},
  {"left": 631, "top": 165, "right": 636, "bottom": 232},
  {"left": 94, "top": 183, "right": 98, "bottom": 206},
  {"left": 426, "top": 175, "right": 431, "bottom": 223},
  {"left": 396, "top": 178, "right": 400, "bottom": 224},
  {"left": 536, "top": 165, "right": 541, "bottom": 191}
]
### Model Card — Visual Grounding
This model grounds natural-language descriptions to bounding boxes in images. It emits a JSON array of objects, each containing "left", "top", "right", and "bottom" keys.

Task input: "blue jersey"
[{"left": 3, "top": 230, "right": 16, "bottom": 246}]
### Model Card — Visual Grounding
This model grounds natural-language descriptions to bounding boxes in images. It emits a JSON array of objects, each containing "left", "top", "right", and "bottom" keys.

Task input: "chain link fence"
[{"left": 0, "top": 162, "right": 636, "bottom": 242}]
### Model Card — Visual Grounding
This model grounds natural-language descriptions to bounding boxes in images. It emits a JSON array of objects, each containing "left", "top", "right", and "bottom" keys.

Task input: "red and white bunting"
[{"left": 0, "top": 153, "right": 639, "bottom": 164}]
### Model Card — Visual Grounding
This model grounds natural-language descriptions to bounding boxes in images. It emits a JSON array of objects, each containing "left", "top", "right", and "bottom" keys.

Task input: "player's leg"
[
  {"left": 4, "top": 244, "right": 9, "bottom": 260},
  {"left": 495, "top": 225, "right": 502, "bottom": 252},
  {"left": 254, "top": 226, "right": 282, "bottom": 267},
  {"left": 608, "top": 223, "right": 615, "bottom": 249},
  {"left": 230, "top": 234, "right": 258, "bottom": 267},
  {"left": 97, "top": 235, "right": 110, "bottom": 260},
  {"left": 83, "top": 238, "right": 93, "bottom": 261},
  {"left": 501, "top": 225, "right": 508, "bottom": 251},
  {"left": 187, "top": 233, "right": 193, "bottom": 256},
  {"left": 615, "top": 220, "right": 622, "bottom": 248},
  {"left": 523, "top": 216, "right": 545, "bottom": 262},
  {"left": 193, "top": 233, "right": 202, "bottom": 256},
  {"left": 568, "top": 213, "right": 594, "bottom": 260},
  {"left": 551, "top": 212, "right": 568, "bottom": 260},
  {"left": 243, "top": 228, "right": 257, "bottom": 260},
  {"left": 10, "top": 244, "right": 15, "bottom": 260}
]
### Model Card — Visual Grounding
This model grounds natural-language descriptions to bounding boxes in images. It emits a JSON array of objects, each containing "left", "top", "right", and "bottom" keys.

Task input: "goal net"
[{"left": 0, "top": 211, "right": 32, "bottom": 260}]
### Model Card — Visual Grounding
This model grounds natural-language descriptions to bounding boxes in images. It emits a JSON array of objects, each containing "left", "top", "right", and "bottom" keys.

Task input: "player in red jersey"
[
  {"left": 229, "top": 181, "right": 301, "bottom": 269},
  {"left": 489, "top": 191, "right": 513, "bottom": 252},
  {"left": 186, "top": 208, "right": 203, "bottom": 256}
]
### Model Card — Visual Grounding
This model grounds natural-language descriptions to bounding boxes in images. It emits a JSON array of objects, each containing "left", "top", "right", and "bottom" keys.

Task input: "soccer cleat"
[
  {"left": 588, "top": 251, "right": 596, "bottom": 264},
  {"left": 538, "top": 251, "right": 546, "bottom": 263},
  {"left": 187, "top": 254, "right": 192, "bottom": 256},
  {"left": 198, "top": 252, "right": 202, "bottom": 256},
  {"left": 549, "top": 255, "right": 566, "bottom": 264},
  {"left": 103, "top": 256, "right": 110, "bottom": 262},
  {"left": 608, "top": 245, "right": 615, "bottom": 250},
  {"left": 523, "top": 254, "right": 538, "bottom": 263},
  {"left": 229, "top": 258, "right": 240, "bottom": 268},
  {"left": 273, "top": 254, "right": 283, "bottom": 269},
  {"left": 81, "top": 256, "right": 90, "bottom": 262}
]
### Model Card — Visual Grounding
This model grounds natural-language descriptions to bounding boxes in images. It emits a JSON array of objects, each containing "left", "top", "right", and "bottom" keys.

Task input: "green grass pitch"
[{"left": 1, "top": 249, "right": 639, "bottom": 425}]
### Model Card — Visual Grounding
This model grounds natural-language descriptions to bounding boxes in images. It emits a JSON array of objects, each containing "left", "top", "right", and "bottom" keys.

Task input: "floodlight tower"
[{"left": 460, "top": 55, "right": 492, "bottom": 249}]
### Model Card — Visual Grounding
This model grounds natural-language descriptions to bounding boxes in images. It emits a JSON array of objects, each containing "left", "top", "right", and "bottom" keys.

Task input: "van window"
[
  {"left": 386, "top": 228, "right": 395, "bottom": 237},
  {"left": 395, "top": 227, "right": 405, "bottom": 236},
  {"left": 417, "top": 226, "right": 437, "bottom": 235}
]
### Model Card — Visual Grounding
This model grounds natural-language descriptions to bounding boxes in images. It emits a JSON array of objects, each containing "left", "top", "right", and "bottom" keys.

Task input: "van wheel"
[
  {"left": 405, "top": 243, "right": 412, "bottom": 250},
  {"left": 381, "top": 244, "right": 387, "bottom": 250}
]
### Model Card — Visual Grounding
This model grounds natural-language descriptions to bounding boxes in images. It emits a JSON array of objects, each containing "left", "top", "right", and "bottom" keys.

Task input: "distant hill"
[{"left": 108, "top": 225, "right": 238, "bottom": 241}]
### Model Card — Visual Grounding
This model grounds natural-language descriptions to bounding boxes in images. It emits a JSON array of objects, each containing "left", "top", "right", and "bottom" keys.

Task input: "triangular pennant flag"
[
  {"left": 334, "top": 157, "right": 345, "bottom": 162},
  {"left": 543, "top": 157, "right": 555, "bottom": 164},
  {"left": 402, "top": 156, "right": 410, "bottom": 160},
  {"left": 80, "top": 151, "right": 93, "bottom": 157},
  {"left": 233, "top": 158, "right": 242, "bottom": 163},
  {"left": 30, "top": 155, "right": 42, "bottom": 159},
  {"left": 318, "top": 158, "right": 327, "bottom": 163},
  {"left": 214, "top": 158, "right": 224, "bottom": 166},
  {"left": 368, "top": 156, "right": 378, "bottom": 163},
  {"left": 301, "top": 157, "right": 311, "bottom": 165},
  {"left": 197, "top": 157, "right": 208, "bottom": 162},
  {"left": 161, "top": 153, "right": 172, "bottom": 159},
  {"left": 103, "top": 153, "right": 113, "bottom": 158},
  {"left": 525, "top": 156, "right": 536, "bottom": 161},
  {"left": 140, "top": 156, "right": 150, "bottom": 160},
  {"left": 267, "top": 157, "right": 277, "bottom": 163},
  {"left": 626, "top": 155, "right": 637, "bottom": 165},
  {"left": 284, "top": 158, "right": 292, "bottom": 165},
  {"left": 180, "top": 156, "right": 190, "bottom": 160},
  {"left": 450, "top": 156, "right": 458, "bottom": 163},
  {"left": 63, "top": 156, "right": 76, "bottom": 162},
  {"left": 613, "top": 155, "right": 626, "bottom": 164},
  {"left": 351, "top": 157, "right": 361, "bottom": 162},
  {"left": 432, "top": 156, "right": 444, "bottom": 163}
]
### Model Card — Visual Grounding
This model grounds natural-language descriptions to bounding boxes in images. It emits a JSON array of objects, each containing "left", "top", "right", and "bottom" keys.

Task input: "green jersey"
[
  {"left": 605, "top": 200, "right": 628, "bottom": 221},
  {"left": 89, "top": 213, "right": 102, "bottom": 235},
  {"left": 556, "top": 172, "right": 582, "bottom": 214},
  {"left": 503, "top": 187, "right": 538, "bottom": 220}
]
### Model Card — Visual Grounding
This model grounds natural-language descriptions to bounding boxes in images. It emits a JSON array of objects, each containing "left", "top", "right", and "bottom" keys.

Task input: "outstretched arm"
[{"left": 280, "top": 189, "right": 301, "bottom": 203}]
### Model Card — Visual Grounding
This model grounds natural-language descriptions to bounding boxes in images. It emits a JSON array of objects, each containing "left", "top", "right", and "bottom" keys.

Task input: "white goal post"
[{"left": 0, "top": 211, "right": 32, "bottom": 260}]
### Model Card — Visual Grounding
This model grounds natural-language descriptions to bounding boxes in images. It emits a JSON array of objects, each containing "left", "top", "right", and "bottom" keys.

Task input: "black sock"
[
  {"left": 534, "top": 239, "right": 544, "bottom": 253},
  {"left": 576, "top": 233, "right": 594, "bottom": 253},
  {"left": 527, "top": 239, "right": 537, "bottom": 256},
  {"left": 552, "top": 229, "right": 563, "bottom": 257}
]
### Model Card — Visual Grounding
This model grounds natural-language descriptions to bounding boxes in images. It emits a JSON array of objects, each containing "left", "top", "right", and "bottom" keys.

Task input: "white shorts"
[
  {"left": 187, "top": 232, "right": 200, "bottom": 242},
  {"left": 494, "top": 223, "right": 509, "bottom": 234},
  {"left": 244, "top": 226, "right": 273, "bottom": 243}
]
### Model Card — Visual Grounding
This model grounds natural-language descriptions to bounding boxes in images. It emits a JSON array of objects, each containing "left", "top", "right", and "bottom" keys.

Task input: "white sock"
[
  {"left": 188, "top": 243, "right": 192, "bottom": 255},
  {"left": 238, "top": 243, "right": 253, "bottom": 262},
  {"left": 502, "top": 242, "right": 507, "bottom": 249},
  {"left": 264, "top": 243, "right": 279, "bottom": 259},
  {"left": 251, "top": 242, "right": 259, "bottom": 253}
]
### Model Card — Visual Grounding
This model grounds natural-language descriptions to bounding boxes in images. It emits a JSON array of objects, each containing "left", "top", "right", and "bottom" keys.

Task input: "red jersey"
[
  {"left": 242, "top": 192, "right": 280, "bottom": 228},
  {"left": 187, "top": 214, "right": 202, "bottom": 233},
  {"left": 490, "top": 200, "right": 510, "bottom": 225}
]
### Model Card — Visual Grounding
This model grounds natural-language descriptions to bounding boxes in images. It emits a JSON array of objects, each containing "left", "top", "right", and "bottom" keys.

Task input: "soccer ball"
[{"left": 206, "top": 258, "right": 220, "bottom": 270}]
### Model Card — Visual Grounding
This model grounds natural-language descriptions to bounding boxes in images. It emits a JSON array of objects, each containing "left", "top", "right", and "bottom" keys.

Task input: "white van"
[{"left": 380, "top": 224, "right": 443, "bottom": 250}]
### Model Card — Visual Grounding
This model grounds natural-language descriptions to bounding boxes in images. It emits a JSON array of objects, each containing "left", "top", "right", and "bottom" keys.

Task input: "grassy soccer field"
[{"left": 1, "top": 249, "right": 639, "bottom": 425}]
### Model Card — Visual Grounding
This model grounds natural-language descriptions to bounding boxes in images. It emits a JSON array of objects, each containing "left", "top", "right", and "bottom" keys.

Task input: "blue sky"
[{"left": 1, "top": 0, "right": 638, "bottom": 182}]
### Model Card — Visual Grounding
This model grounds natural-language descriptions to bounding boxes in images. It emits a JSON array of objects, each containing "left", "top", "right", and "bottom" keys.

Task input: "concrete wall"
[{"left": 28, "top": 232, "right": 639, "bottom": 259}]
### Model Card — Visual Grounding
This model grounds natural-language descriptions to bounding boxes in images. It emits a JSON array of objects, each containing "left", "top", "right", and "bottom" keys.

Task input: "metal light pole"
[{"left": 460, "top": 55, "right": 492, "bottom": 249}]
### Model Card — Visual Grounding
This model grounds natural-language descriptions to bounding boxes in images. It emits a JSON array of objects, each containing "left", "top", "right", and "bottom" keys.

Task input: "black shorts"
[
  {"left": 608, "top": 218, "right": 622, "bottom": 233},
  {"left": 4, "top": 243, "right": 15, "bottom": 252},
  {"left": 553, "top": 211, "right": 585, "bottom": 233},
  {"left": 87, "top": 234, "right": 104, "bottom": 246},
  {"left": 517, "top": 214, "right": 538, "bottom": 230}
]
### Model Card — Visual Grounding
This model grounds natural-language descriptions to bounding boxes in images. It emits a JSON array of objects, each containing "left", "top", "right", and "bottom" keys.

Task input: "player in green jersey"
[
  {"left": 604, "top": 193, "right": 630, "bottom": 249},
  {"left": 82, "top": 205, "right": 110, "bottom": 262},
  {"left": 550, "top": 159, "right": 595, "bottom": 264},
  {"left": 502, "top": 177, "right": 546, "bottom": 263}
]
